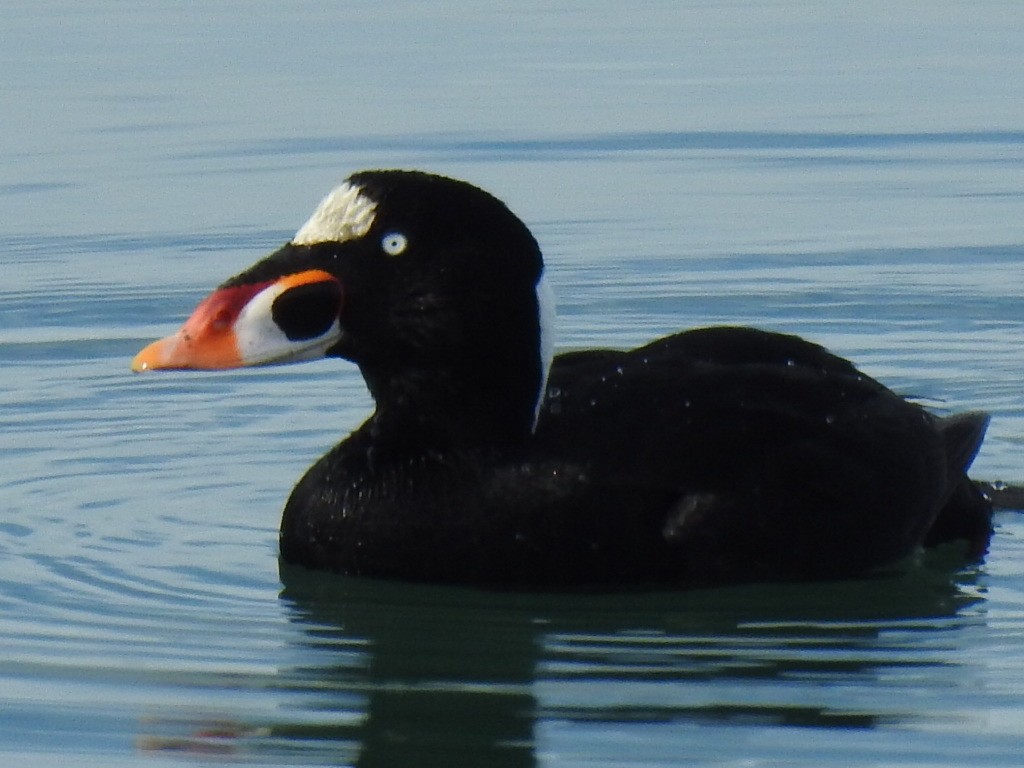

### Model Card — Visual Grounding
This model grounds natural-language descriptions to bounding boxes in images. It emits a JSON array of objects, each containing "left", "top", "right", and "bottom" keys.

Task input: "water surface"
[{"left": 3, "top": 2, "right": 1024, "bottom": 765}]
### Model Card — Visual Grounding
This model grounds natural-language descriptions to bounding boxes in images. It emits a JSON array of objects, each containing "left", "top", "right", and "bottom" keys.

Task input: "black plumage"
[
  {"left": 135, "top": 170, "right": 992, "bottom": 588},
  {"left": 268, "top": 172, "right": 990, "bottom": 587}
]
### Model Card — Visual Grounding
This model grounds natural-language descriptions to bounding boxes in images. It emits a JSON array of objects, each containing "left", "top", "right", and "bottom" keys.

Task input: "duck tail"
[
  {"left": 923, "top": 412, "right": 993, "bottom": 558},
  {"left": 939, "top": 412, "right": 990, "bottom": 479}
]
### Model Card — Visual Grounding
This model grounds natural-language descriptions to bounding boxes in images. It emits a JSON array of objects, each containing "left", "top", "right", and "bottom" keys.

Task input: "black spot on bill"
[{"left": 272, "top": 281, "right": 342, "bottom": 341}]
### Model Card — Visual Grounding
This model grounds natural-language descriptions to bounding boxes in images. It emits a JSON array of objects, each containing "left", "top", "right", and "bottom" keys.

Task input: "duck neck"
[
  {"left": 362, "top": 347, "right": 546, "bottom": 454},
  {"left": 361, "top": 274, "right": 554, "bottom": 454}
]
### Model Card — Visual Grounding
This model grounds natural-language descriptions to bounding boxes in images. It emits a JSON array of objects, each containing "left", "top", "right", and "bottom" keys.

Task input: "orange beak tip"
[
  {"left": 131, "top": 341, "right": 159, "bottom": 373},
  {"left": 131, "top": 335, "right": 184, "bottom": 373},
  {"left": 131, "top": 327, "right": 243, "bottom": 372}
]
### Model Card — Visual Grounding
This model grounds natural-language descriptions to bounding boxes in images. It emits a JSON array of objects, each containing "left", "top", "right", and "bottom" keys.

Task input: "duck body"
[
  {"left": 281, "top": 324, "right": 988, "bottom": 587},
  {"left": 133, "top": 170, "right": 992, "bottom": 589}
]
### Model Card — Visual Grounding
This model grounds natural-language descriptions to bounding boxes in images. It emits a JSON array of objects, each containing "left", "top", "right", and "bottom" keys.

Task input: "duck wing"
[{"left": 537, "top": 326, "right": 989, "bottom": 583}]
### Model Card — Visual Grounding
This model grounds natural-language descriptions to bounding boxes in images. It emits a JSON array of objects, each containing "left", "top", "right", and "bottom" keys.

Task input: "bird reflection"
[
  {"left": 136, "top": 551, "right": 984, "bottom": 763},
  {"left": 268, "top": 551, "right": 984, "bottom": 766}
]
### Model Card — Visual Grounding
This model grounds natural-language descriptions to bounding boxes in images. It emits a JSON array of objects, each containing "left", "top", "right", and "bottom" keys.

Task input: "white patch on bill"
[
  {"left": 235, "top": 282, "right": 342, "bottom": 365},
  {"left": 292, "top": 182, "right": 378, "bottom": 246},
  {"left": 532, "top": 271, "right": 556, "bottom": 431}
]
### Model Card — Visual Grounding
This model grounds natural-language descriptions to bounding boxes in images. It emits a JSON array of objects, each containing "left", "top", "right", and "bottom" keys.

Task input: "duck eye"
[{"left": 381, "top": 232, "right": 408, "bottom": 256}]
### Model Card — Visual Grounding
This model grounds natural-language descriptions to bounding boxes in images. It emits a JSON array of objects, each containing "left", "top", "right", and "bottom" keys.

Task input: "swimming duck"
[{"left": 132, "top": 170, "right": 992, "bottom": 588}]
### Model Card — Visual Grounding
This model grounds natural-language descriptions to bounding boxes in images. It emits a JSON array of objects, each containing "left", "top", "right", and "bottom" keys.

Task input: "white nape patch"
[
  {"left": 235, "top": 282, "right": 341, "bottom": 365},
  {"left": 532, "top": 272, "right": 557, "bottom": 431},
  {"left": 292, "top": 182, "right": 378, "bottom": 246}
]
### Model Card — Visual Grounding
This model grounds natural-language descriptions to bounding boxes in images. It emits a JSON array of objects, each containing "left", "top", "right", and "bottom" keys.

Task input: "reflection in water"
[
  {"left": 229, "top": 551, "right": 986, "bottom": 766},
  {"left": 278, "top": 565, "right": 537, "bottom": 767}
]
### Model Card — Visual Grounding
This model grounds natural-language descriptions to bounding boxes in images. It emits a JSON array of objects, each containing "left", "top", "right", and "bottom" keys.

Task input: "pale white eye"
[{"left": 381, "top": 232, "right": 408, "bottom": 256}]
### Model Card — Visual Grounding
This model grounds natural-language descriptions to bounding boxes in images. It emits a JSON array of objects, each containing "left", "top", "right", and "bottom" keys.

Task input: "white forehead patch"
[{"left": 291, "top": 182, "right": 378, "bottom": 246}]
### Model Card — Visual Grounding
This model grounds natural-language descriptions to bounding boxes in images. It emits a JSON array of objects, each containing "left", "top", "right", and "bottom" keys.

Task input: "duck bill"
[{"left": 132, "top": 269, "right": 343, "bottom": 372}]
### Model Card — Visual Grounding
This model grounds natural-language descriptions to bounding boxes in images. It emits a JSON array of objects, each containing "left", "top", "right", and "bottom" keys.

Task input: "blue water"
[{"left": 3, "top": 2, "right": 1024, "bottom": 765}]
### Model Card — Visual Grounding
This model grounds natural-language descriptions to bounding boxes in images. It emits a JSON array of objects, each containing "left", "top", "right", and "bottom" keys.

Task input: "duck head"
[{"left": 133, "top": 170, "right": 556, "bottom": 441}]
